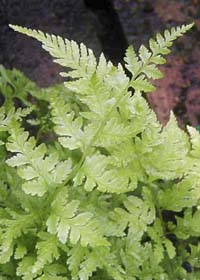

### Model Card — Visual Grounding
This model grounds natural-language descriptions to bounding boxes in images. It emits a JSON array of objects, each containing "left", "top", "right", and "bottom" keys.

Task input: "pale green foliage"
[
  {"left": 46, "top": 189, "right": 108, "bottom": 247},
  {"left": 0, "top": 22, "right": 199, "bottom": 279},
  {"left": 5, "top": 120, "right": 72, "bottom": 196}
]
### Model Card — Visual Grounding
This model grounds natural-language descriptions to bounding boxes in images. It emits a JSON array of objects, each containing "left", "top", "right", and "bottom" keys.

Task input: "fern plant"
[{"left": 0, "top": 22, "right": 199, "bottom": 279}]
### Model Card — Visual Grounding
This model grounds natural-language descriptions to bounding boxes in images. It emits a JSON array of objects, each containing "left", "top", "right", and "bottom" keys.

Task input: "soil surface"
[{"left": 0, "top": 0, "right": 200, "bottom": 128}]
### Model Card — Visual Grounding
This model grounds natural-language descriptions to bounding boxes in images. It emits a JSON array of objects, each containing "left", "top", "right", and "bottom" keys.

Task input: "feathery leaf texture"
[
  {"left": 10, "top": 23, "right": 193, "bottom": 94},
  {"left": 0, "top": 23, "right": 199, "bottom": 279},
  {"left": 5, "top": 120, "right": 72, "bottom": 196},
  {"left": 124, "top": 23, "right": 194, "bottom": 90}
]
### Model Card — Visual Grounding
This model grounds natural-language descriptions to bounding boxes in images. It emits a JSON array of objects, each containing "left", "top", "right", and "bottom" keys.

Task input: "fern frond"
[
  {"left": 68, "top": 246, "right": 125, "bottom": 280},
  {"left": 0, "top": 212, "right": 35, "bottom": 263},
  {"left": 37, "top": 263, "right": 68, "bottom": 279},
  {"left": 50, "top": 94, "right": 84, "bottom": 151},
  {"left": 110, "top": 191, "right": 155, "bottom": 240},
  {"left": 78, "top": 249, "right": 103, "bottom": 280},
  {"left": 75, "top": 153, "right": 135, "bottom": 193},
  {"left": 37, "top": 276, "right": 67, "bottom": 280},
  {"left": 9, "top": 24, "right": 97, "bottom": 80},
  {"left": 17, "top": 256, "right": 37, "bottom": 279},
  {"left": 6, "top": 120, "right": 72, "bottom": 196},
  {"left": 0, "top": 107, "right": 30, "bottom": 132},
  {"left": 158, "top": 176, "right": 200, "bottom": 211},
  {"left": 14, "top": 243, "right": 27, "bottom": 260},
  {"left": 4, "top": 22, "right": 198, "bottom": 280},
  {"left": 158, "top": 126, "right": 200, "bottom": 211},
  {"left": 150, "top": 24, "right": 194, "bottom": 55},
  {"left": 187, "top": 126, "right": 200, "bottom": 158},
  {"left": 9, "top": 24, "right": 129, "bottom": 98},
  {"left": 125, "top": 23, "right": 194, "bottom": 92},
  {"left": 67, "top": 245, "right": 88, "bottom": 279},
  {"left": 46, "top": 189, "right": 109, "bottom": 247},
  {"left": 31, "top": 232, "right": 60, "bottom": 275},
  {"left": 172, "top": 209, "right": 200, "bottom": 241},
  {"left": 135, "top": 112, "right": 190, "bottom": 180}
]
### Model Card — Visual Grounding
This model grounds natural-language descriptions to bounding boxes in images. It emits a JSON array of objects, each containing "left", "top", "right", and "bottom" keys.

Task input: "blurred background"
[{"left": 0, "top": 0, "right": 200, "bottom": 128}]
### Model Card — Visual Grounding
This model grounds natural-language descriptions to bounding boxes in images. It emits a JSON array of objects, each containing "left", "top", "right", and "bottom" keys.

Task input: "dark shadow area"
[{"left": 84, "top": 0, "right": 128, "bottom": 64}]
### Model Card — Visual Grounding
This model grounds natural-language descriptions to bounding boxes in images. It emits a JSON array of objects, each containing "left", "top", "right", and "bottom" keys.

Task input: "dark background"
[{"left": 0, "top": 0, "right": 200, "bottom": 127}]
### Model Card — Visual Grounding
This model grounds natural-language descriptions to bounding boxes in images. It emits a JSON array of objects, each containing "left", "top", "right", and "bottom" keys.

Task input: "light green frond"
[
  {"left": 124, "top": 194, "right": 155, "bottom": 234},
  {"left": 124, "top": 23, "right": 194, "bottom": 92},
  {"left": 117, "top": 92, "right": 156, "bottom": 137},
  {"left": 136, "top": 112, "right": 190, "bottom": 180},
  {"left": 75, "top": 153, "right": 135, "bottom": 193},
  {"left": 148, "top": 219, "right": 176, "bottom": 262},
  {"left": 32, "top": 232, "right": 60, "bottom": 275},
  {"left": 0, "top": 107, "right": 30, "bottom": 133},
  {"left": 151, "top": 24, "right": 194, "bottom": 55},
  {"left": 14, "top": 243, "right": 27, "bottom": 260},
  {"left": 158, "top": 176, "right": 200, "bottom": 211},
  {"left": 0, "top": 212, "right": 35, "bottom": 264},
  {"left": 78, "top": 249, "right": 103, "bottom": 280},
  {"left": 9, "top": 24, "right": 97, "bottom": 80},
  {"left": 17, "top": 256, "right": 36, "bottom": 280},
  {"left": 130, "top": 75, "right": 156, "bottom": 92},
  {"left": 46, "top": 189, "right": 108, "bottom": 247},
  {"left": 38, "top": 263, "right": 68, "bottom": 280},
  {"left": 4, "top": 22, "right": 198, "bottom": 280},
  {"left": 50, "top": 94, "right": 84, "bottom": 151},
  {"left": 158, "top": 127, "right": 200, "bottom": 211},
  {"left": 37, "top": 276, "right": 67, "bottom": 280},
  {"left": 187, "top": 126, "right": 200, "bottom": 158},
  {"left": 67, "top": 245, "right": 88, "bottom": 279},
  {"left": 173, "top": 209, "right": 200, "bottom": 240},
  {"left": 6, "top": 120, "right": 72, "bottom": 196},
  {"left": 9, "top": 24, "right": 129, "bottom": 100},
  {"left": 110, "top": 191, "right": 155, "bottom": 241}
]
